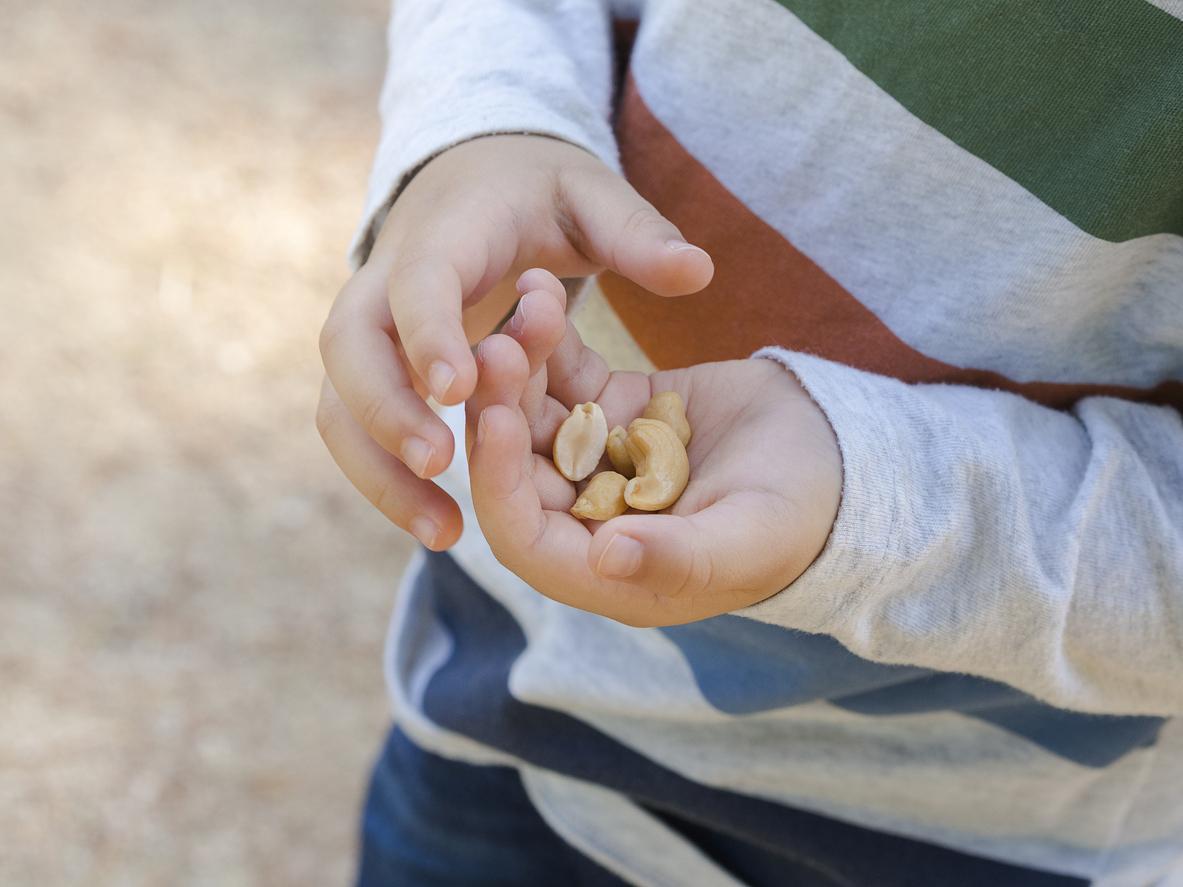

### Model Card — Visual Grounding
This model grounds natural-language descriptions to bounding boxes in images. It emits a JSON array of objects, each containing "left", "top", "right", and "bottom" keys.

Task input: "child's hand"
[
  {"left": 467, "top": 270, "right": 842, "bottom": 627},
  {"left": 317, "top": 136, "right": 714, "bottom": 550}
]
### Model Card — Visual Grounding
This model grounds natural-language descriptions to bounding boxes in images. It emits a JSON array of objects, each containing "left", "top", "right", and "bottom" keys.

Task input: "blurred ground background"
[
  {"left": 0, "top": 1, "right": 410, "bottom": 883},
  {"left": 0, "top": 2, "right": 639, "bottom": 883}
]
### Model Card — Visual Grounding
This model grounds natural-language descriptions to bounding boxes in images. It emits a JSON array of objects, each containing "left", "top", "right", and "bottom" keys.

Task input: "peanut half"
[
  {"left": 623, "top": 418, "right": 690, "bottom": 511},
  {"left": 552, "top": 402, "right": 608, "bottom": 482},
  {"left": 570, "top": 471, "right": 629, "bottom": 521},
  {"left": 642, "top": 391, "right": 691, "bottom": 447}
]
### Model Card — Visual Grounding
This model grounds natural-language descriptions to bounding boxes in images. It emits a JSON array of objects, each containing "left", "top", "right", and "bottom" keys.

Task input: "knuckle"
[
  {"left": 394, "top": 312, "right": 438, "bottom": 359},
  {"left": 611, "top": 205, "right": 665, "bottom": 270},
  {"left": 318, "top": 315, "right": 346, "bottom": 363},
  {"left": 371, "top": 476, "right": 409, "bottom": 523},
  {"left": 620, "top": 205, "right": 667, "bottom": 243},
  {"left": 359, "top": 395, "right": 399, "bottom": 442},
  {"left": 389, "top": 246, "right": 444, "bottom": 295},
  {"left": 320, "top": 271, "right": 381, "bottom": 363},
  {"left": 390, "top": 247, "right": 431, "bottom": 280},
  {"left": 314, "top": 396, "right": 344, "bottom": 442}
]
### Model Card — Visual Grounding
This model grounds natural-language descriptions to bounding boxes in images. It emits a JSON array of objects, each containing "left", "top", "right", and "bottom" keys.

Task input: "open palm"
[{"left": 465, "top": 270, "right": 841, "bottom": 627}]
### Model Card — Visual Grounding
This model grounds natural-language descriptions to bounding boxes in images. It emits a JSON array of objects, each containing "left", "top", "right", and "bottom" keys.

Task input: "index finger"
[
  {"left": 387, "top": 252, "right": 477, "bottom": 405},
  {"left": 386, "top": 209, "right": 518, "bottom": 405}
]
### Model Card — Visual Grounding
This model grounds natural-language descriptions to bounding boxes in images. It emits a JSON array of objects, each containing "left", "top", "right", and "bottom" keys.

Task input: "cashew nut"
[
  {"left": 642, "top": 391, "right": 691, "bottom": 447},
  {"left": 552, "top": 402, "right": 608, "bottom": 482},
  {"left": 605, "top": 425, "right": 635, "bottom": 478},
  {"left": 623, "top": 418, "right": 689, "bottom": 511},
  {"left": 570, "top": 471, "right": 629, "bottom": 520}
]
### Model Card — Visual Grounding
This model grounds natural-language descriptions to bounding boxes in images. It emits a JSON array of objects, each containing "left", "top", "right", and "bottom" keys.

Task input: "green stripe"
[{"left": 773, "top": 0, "right": 1183, "bottom": 241}]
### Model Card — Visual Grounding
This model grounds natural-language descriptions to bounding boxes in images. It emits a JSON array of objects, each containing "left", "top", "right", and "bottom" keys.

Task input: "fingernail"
[
  {"left": 409, "top": 515, "right": 439, "bottom": 549},
  {"left": 666, "top": 239, "right": 706, "bottom": 255},
  {"left": 428, "top": 360, "right": 457, "bottom": 401},
  {"left": 596, "top": 534, "right": 643, "bottom": 579},
  {"left": 506, "top": 300, "right": 527, "bottom": 334},
  {"left": 401, "top": 436, "right": 435, "bottom": 478},
  {"left": 476, "top": 409, "right": 489, "bottom": 446}
]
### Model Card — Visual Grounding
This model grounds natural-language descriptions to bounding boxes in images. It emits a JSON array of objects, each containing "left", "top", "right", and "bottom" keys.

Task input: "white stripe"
[
  {"left": 633, "top": 0, "right": 1183, "bottom": 386},
  {"left": 382, "top": 548, "right": 523, "bottom": 769},
  {"left": 523, "top": 770, "right": 745, "bottom": 887}
]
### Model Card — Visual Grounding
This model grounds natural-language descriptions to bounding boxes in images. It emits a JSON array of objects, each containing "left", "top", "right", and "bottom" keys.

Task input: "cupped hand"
[
  {"left": 316, "top": 136, "right": 714, "bottom": 550},
  {"left": 469, "top": 270, "right": 842, "bottom": 627}
]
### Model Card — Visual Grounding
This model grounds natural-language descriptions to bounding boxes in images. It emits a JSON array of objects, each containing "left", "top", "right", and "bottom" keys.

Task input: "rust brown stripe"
[
  {"left": 600, "top": 80, "right": 1182, "bottom": 413},
  {"left": 610, "top": 18, "right": 639, "bottom": 108}
]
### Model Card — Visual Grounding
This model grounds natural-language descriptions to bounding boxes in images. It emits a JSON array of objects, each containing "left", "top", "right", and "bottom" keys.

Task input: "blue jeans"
[{"left": 355, "top": 726, "right": 630, "bottom": 886}]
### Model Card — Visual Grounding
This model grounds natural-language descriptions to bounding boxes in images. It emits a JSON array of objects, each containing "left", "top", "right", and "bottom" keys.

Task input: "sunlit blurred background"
[{"left": 1, "top": 1, "right": 415, "bottom": 882}]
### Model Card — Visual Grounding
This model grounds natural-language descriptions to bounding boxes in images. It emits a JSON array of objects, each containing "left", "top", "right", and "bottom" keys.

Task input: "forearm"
[{"left": 745, "top": 347, "right": 1183, "bottom": 716}]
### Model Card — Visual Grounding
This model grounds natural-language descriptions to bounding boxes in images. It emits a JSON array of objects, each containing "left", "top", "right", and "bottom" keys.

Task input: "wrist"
[{"left": 750, "top": 353, "right": 843, "bottom": 588}]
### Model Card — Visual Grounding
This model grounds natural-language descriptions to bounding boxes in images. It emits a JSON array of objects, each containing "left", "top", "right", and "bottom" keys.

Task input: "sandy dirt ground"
[
  {"left": 1, "top": 2, "right": 414, "bottom": 883},
  {"left": 0, "top": 3, "right": 647, "bottom": 882}
]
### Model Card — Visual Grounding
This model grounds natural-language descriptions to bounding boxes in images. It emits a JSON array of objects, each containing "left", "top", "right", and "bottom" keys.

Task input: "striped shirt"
[{"left": 350, "top": 2, "right": 1183, "bottom": 884}]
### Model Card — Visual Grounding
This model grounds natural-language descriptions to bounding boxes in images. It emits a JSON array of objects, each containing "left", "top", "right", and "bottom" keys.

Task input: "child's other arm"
[
  {"left": 743, "top": 349, "right": 1183, "bottom": 718},
  {"left": 317, "top": 1, "right": 713, "bottom": 551}
]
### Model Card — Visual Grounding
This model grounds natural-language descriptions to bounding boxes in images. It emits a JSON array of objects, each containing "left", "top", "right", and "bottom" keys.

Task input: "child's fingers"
[
  {"left": 319, "top": 268, "right": 455, "bottom": 479},
  {"left": 531, "top": 453, "right": 576, "bottom": 513},
  {"left": 469, "top": 406, "right": 607, "bottom": 614},
  {"left": 503, "top": 287, "right": 566, "bottom": 376},
  {"left": 519, "top": 366, "right": 560, "bottom": 455},
  {"left": 559, "top": 167, "right": 714, "bottom": 298},
  {"left": 315, "top": 377, "right": 463, "bottom": 550},
  {"left": 388, "top": 257, "right": 478, "bottom": 405},
  {"left": 384, "top": 216, "right": 501, "bottom": 406},
  {"left": 526, "top": 394, "right": 572, "bottom": 456},
  {"left": 498, "top": 283, "right": 575, "bottom": 454},
  {"left": 545, "top": 317, "right": 611, "bottom": 409},
  {"left": 468, "top": 404, "right": 551, "bottom": 568},
  {"left": 466, "top": 334, "right": 531, "bottom": 447},
  {"left": 475, "top": 334, "right": 531, "bottom": 402},
  {"left": 515, "top": 267, "right": 568, "bottom": 307}
]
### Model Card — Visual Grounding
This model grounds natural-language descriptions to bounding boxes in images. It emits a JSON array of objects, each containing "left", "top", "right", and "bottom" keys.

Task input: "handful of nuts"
[{"left": 553, "top": 392, "right": 692, "bottom": 521}]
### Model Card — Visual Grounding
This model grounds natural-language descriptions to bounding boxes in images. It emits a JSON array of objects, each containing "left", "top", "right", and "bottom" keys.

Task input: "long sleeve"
[
  {"left": 743, "top": 347, "right": 1183, "bottom": 717},
  {"left": 348, "top": 0, "right": 619, "bottom": 266}
]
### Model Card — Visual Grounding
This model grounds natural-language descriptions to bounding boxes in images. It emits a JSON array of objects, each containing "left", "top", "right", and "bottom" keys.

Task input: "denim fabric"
[{"left": 355, "top": 726, "right": 630, "bottom": 886}]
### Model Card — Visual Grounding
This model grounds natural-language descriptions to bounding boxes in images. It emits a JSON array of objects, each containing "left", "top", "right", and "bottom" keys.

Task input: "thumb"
[
  {"left": 586, "top": 494, "right": 796, "bottom": 606},
  {"left": 560, "top": 168, "right": 714, "bottom": 297}
]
